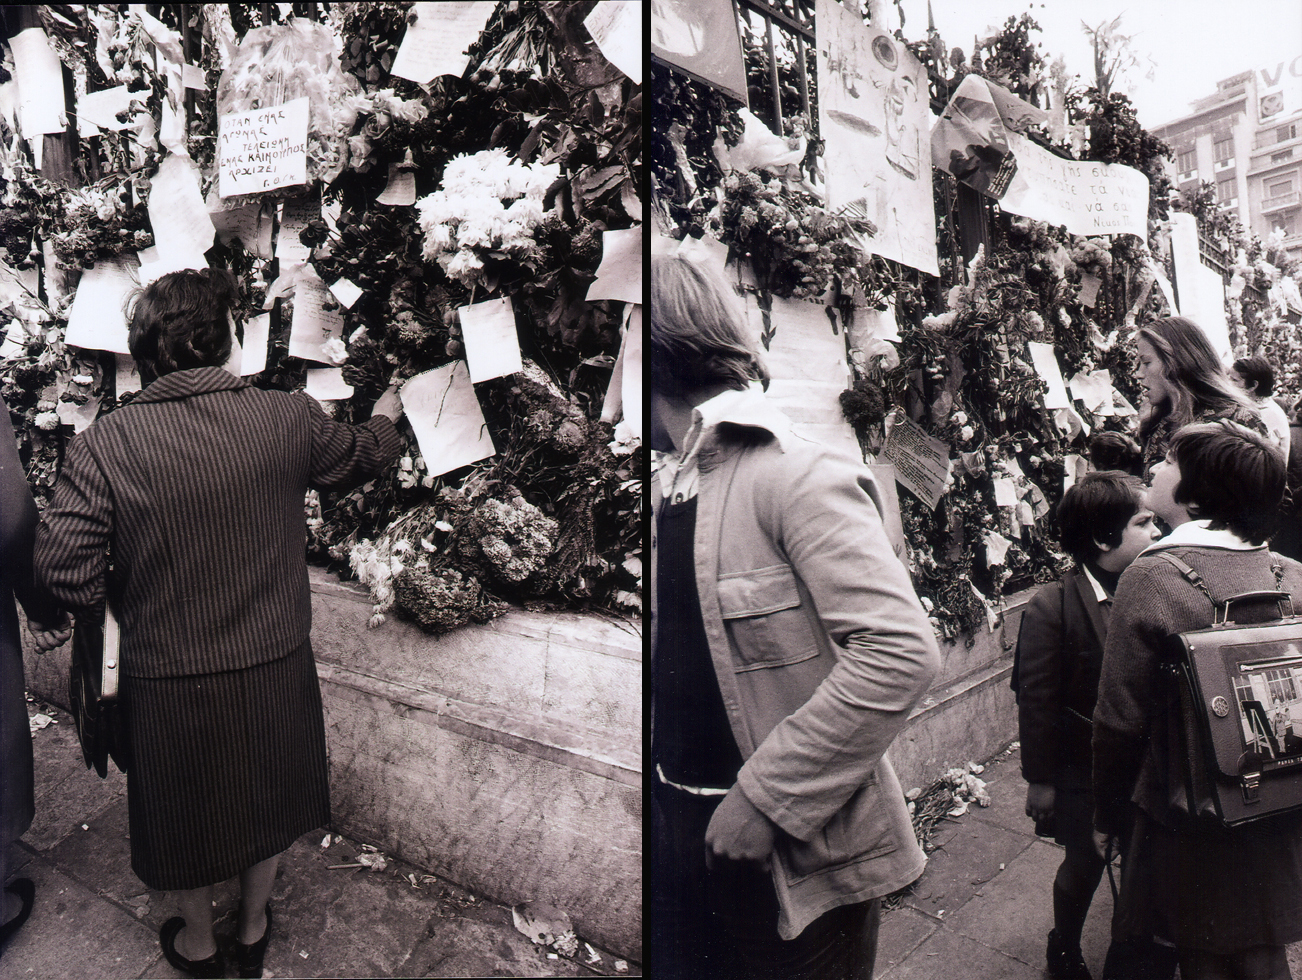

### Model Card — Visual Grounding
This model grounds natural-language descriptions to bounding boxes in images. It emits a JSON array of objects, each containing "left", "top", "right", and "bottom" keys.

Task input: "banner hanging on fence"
[
  {"left": 650, "top": 0, "right": 747, "bottom": 105},
  {"left": 815, "top": 0, "right": 938, "bottom": 277}
]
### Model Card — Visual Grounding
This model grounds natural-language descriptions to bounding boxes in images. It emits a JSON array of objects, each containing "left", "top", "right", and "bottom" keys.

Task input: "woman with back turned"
[{"left": 33, "top": 268, "right": 402, "bottom": 978}]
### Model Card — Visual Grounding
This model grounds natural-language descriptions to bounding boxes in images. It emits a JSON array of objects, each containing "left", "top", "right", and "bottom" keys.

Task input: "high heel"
[
  {"left": 0, "top": 878, "right": 35, "bottom": 944},
  {"left": 229, "top": 904, "right": 272, "bottom": 979},
  {"left": 159, "top": 916, "right": 223, "bottom": 979}
]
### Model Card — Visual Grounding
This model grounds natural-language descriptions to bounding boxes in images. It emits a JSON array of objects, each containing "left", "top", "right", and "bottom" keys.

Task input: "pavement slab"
[
  {"left": 874, "top": 906, "right": 939, "bottom": 975},
  {"left": 903, "top": 819, "right": 1035, "bottom": 921},
  {"left": 877, "top": 922, "right": 1045, "bottom": 980}
]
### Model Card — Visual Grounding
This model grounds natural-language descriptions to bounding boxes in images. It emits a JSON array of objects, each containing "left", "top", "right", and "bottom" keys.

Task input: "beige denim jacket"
[{"left": 651, "top": 389, "right": 940, "bottom": 939}]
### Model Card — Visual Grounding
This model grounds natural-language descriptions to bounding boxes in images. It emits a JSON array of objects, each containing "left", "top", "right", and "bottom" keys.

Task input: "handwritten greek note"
[
  {"left": 211, "top": 201, "right": 273, "bottom": 258},
  {"left": 288, "top": 266, "right": 344, "bottom": 362},
  {"left": 584, "top": 2, "right": 642, "bottom": 84},
  {"left": 376, "top": 165, "right": 416, "bottom": 205},
  {"left": 65, "top": 255, "right": 140, "bottom": 355},
  {"left": 586, "top": 226, "right": 642, "bottom": 304},
  {"left": 276, "top": 195, "right": 317, "bottom": 265},
  {"left": 390, "top": 2, "right": 496, "bottom": 83},
  {"left": 239, "top": 313, "right": 270, "bottom": 376},
  {"left": 401, "top": 361, "right": 496, "bottom": 477},
  {"left": 217, "top": 97, "right": 309, "bottom": 198},
  {"left": 10, "top": 28, "right": 66, "bottom": 137},
  {"left": 1027, "top": 341, "right": 1071, "bottom": 409},
  {"left": 148, "top": 153, "right": 215, "bottom": 267},
  {"left": 305, "top": 367, "right": 353, "bottom": 402},
  {"left": 882, "top": 413, "right": 952, "bottom": 510},
  {"left": 459, "top": 297, "right": 522, "bottom": 383},
  {"left": 76, "top": 85, "right": 137, "bottom": 134}
]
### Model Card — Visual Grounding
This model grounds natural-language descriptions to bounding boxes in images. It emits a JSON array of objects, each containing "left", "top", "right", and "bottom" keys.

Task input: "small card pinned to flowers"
[
  {"left": 459, "top": 297, "right": 522, "bottom": 383},
  {"left": 400, "top": 361, "right": 496, "bottom": 477},
  {"left": 376, "top": 164, "right": 417, "bottom": 206},
  {"left": 586, "top": 227, "right": 643, "bottom": 305}
]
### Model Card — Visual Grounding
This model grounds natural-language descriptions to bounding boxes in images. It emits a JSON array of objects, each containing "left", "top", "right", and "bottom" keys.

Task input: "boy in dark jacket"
[{"left": 1015, "top": 471, "right": 1160, "bottom": 979}]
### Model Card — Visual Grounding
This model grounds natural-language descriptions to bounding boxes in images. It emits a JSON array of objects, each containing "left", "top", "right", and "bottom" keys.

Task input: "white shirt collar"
[
  {"left": 1079, "top": 564, "right": 1110, "bottom": 604},
  {"left": 1140, "top": 519, "right": 1261, "bottom": 557}
]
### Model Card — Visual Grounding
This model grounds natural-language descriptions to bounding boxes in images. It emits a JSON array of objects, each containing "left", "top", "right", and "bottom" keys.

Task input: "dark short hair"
[
  {"left": 1057, "top": 470, "right": 1146, "bottom": 564},
  {"left": 1088, "top": 431, "right": 1143, "bottom": 476},
  {"left": 650, "top": 255, "right": 769, "bottom": 395},
  {"left": 1169, "top": 421, "right": 1286, "bottom": 544},
  {"left": 1233, "top": 354, "right": 1276, "bottom": 396},
  {"left": 127, "top": 268, "right": 239, "bottom": 381}
]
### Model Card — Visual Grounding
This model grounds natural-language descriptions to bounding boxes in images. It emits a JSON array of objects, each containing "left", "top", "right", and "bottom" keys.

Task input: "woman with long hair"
[
  {"left": 33, "top": 268, "right": 401, "bottom": 978},
  {"left": 1134, "top": 316, "right": 1263, "bottom": 477}
]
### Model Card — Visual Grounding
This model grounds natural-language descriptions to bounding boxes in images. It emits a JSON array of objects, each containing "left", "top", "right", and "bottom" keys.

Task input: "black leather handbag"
[{"left": 69, "top": 602, "right": 130, "bottom": 777}]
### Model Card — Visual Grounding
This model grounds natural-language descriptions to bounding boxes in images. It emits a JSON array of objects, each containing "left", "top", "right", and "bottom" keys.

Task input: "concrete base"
[
  {"left": 21, "top": 568, "right": 643, "bottom": 962},
  {"left": 890, "top": 586, "right": 1035, "bottom": 792}
]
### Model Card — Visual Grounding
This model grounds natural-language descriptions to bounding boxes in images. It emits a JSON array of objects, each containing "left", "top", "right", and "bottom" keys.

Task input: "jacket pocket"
[
  {"left": 782, "top": 775, "right": 899, "bottom": 882},
  {"left": 717, "top": 564, "right": 819, "bottom": 671}
]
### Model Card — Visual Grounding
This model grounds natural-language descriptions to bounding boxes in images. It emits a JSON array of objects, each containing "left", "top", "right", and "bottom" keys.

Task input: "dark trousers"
[{"left": 650, "top": 778, "right": 880, "bottom": 980}]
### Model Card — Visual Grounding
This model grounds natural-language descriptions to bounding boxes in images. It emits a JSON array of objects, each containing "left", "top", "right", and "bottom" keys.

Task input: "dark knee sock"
[{"left": 1053, "top": 879, "right": 1093, "bottom": 949}]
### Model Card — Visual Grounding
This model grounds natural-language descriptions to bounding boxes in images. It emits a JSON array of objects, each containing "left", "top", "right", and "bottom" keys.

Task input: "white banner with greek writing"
[
  {"left": 218, "top": 98, "right": 309, "bottom": 198},
  {"left": 999, "top": 132, "right": 1150, "bottom": 241}
]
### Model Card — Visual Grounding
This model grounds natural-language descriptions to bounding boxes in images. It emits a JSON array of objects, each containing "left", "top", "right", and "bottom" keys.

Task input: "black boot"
[{"left": 1047, "top": 927, "right": 1093, "bottom": 980}]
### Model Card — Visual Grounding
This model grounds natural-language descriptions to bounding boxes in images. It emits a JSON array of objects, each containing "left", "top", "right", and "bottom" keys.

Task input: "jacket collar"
[
  {"left": 1140, "top": 519, "right": 1261, "bottom": 556},
  {"left": 132, "top": 367, "right": 251, "bottom": 405},
  {"left": 691, "top": 385, "right": 794, "bottom": 453}
]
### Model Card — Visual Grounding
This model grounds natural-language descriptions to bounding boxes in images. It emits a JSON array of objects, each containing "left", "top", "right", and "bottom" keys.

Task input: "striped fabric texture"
[{"left": 34, "top": 367, "right": 401, "bottom": 678}]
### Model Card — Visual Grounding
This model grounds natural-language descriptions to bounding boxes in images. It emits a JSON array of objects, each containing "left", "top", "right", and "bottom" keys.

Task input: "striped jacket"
[{"left": 34, "top": 367, "right": 401, "bottom": 678}]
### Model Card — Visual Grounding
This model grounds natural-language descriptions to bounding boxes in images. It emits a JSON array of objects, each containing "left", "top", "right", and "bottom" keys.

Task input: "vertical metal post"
[
  {"left": 764, "top": 15, "right": 782, "bottom": 133},
  {"left": 795, "top": 34, "right": 811, "bottom": 124}
]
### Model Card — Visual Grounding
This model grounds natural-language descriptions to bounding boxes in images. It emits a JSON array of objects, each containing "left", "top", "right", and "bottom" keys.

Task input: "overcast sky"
[{"left": 893, "top": 0, "right": 1302, "bottom": 128}]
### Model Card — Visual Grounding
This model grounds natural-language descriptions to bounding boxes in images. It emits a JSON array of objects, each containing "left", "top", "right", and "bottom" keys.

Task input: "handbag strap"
[{"left": 100, "top": 603, "right": 120, "bottom": 701}]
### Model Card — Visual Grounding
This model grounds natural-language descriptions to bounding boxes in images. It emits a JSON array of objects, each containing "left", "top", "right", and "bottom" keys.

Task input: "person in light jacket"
[
  {"left": 1094, "top": 421, "right": 1302, "bottom": 980},
  {"left": 34, "top": 269, "right": 402, "bottom": 979},
  {"left": 649, "top": 255, "right": 940, "bottom": 980}
]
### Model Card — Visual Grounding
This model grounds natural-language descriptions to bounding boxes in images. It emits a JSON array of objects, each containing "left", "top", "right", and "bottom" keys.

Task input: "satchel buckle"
[{"left": 1241, "top": 771, "right": 1262, "bottom": 805}]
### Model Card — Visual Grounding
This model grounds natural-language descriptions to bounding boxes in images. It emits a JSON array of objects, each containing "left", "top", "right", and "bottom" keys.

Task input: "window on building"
[
  {"left": 1273, "top": 212, "right": 1297, "bottom": 237},
  {"left": 1178, "top": 148, "right": 1196, "bottom": 173},
  {"left": 1214, "top": 137, "right": 1233, "bottom": 164},
  {"left": 1279, "top": 123, "right": 1299, "bottom": 143},
  {"left": 1217, "top": 178, "right": 1236, "bottom": 203},
  {"left": 1267, "top": 175, "right": 1296, "bottom": 198},
  {"left": 1273, "top": 149, "right": 1296, "bottom": 163}
]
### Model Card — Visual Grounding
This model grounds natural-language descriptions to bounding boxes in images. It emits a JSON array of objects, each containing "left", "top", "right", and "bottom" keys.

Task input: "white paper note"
[
  {"left": 0, "top": 321, "right": 26, "bottom": 359},
  {"left": 401, "top": 361, "right": 496, "bottom": 477},
  {"left": 76, "top": 85, "right": 138, "bottom": 134},
  {"left": 288, "top": 265, "right": 344, "bottom": 362},
  {"left": 459, "top": 297, "right": 522, "bottom": 383},
  {"left": 390, "top": 2, "right": 496, "bottom": 83},
  {"left": 239, "top": 312, "right": 270, "bottom": 376},
  {"left": 584, "top": 2, "right": 642, "bottom": 84},
  {"left": 182, "top": 63, "right": 206, "bottom": 89},
  {"left": 376, "top": 165, "right": 416, "bottom": 206},
  {"left": 148, "top": 152, "right": 215, "bottom": 265},
  {"left": 984, "top": 530, "right": 1012, "bottom": 567},
  {"left": 327, "top": 278, "right": 363, "bottom": 309},
  {"left": 586, "top": 226, "right": 642, "bottom": 303},
  {"left": 114, "top": 353, "right": 141, "bottom": 394},
  {"left": 881, "top": 413, "right": 952, "bottom": 510},
  {"left": 64, "top": 255, "right": 140, "bottom": 355},
  {"left": 621, "top": 305, "right": 642, "bottom": 437},
  {"left": 211, "top": 201, "right": 273, "bottom": 258},
  {"left": 217, "top": 97, "right": 309, "bottom": 198},
  {"left": 276, "top": 195, "right": 317, "bottom": 265},
  {"left": 10, "top": 28, "right": 67, "bottom": 137},
  {"left": 57, "top": 396, "right": 101, "bottom": 433},
  {"left": 1027, "top": 341, "right": 1071, "bottom": 409},
  {"left": 305, "top": 367, "right": 353, "bottom": 402},
  {"left": 992, "top": 477, "right": 1018, "bottom": 508}
]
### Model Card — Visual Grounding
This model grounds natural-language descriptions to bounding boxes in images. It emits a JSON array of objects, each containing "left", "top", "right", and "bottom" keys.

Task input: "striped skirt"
[{"left": 123, "top": 638, "right": 330, "bottom": 891}]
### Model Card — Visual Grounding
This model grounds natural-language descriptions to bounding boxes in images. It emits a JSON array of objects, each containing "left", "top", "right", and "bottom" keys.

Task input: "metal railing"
[{"left": 735, "top": 0, "right": 816, "bottom": 135}]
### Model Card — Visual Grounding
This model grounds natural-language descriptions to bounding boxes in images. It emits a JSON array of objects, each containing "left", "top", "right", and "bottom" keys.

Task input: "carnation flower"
[{"left": 34, "top": 411, "right": 59, "bottom": 430}]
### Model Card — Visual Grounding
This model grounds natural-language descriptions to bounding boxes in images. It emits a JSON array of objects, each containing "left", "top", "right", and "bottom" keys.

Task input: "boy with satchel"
[
  {"left": 1093, "top": 421, "right": 1302, "bottom": 980},
  {"left": 1014, "top": 471, "right": 1160, "bottom": 980}
]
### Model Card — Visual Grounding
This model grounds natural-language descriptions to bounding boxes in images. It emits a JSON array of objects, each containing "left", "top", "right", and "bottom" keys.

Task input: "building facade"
[{"left": 1153, "top": 60, "right": 1302, "bottom": 265}]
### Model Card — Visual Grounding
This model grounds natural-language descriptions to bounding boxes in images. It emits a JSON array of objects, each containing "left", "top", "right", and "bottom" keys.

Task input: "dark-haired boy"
[
  {"left": 1015, "top": 471, "right": 1160, "bottom": 979},
  {"left": 1094, "top": 421, "right": 1302, "bottom": 979}
]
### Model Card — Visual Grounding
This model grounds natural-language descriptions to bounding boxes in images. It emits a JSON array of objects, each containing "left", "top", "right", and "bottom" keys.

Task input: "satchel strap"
[{"left": 1155, "top": 551, "right": 1291, "bottom": 621}]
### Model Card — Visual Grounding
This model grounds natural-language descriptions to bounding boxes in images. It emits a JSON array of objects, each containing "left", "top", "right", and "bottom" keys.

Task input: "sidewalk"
[
  {"left": 2, "top": 701, "right": 640, "bottom": 979},
  {"left": 877, "top": 743, "right": 1302, "bottom": 979}
]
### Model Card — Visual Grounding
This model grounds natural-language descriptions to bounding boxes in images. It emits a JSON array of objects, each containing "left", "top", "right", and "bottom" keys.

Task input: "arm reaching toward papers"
[{"left": 371, "top": 385, "right": 402, "bottom": 422}]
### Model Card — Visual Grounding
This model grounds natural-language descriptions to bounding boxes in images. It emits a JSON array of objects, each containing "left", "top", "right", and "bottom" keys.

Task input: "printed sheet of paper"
[
  {"left": 76, "top": 85, "right": 138, "bottom": 134},
  {"left": 815, "top": 0, "right": 938, "bottom": 277},
  {"left": 459, "top": 297, "right": 522, "bottom": 383},
  {"left": 401, "top": 361, "right": 496, "bottom": 477},
  {"left": 10, "top": 28, "right": 66, "bottom": 137},
  {"left": 586, "top": 226, "right": 642, "bottom": 303},
  {"left": 584, "top": 1, "right": 642, "bottom": 85},
  {"left": 376, "top": 165, "right": 416, "bottom": 206},
  {"left": 288, "top": 266, "right": 344, "bottom": 362},
  {"left": 276, "top": 195, "right": 317, "bottom": 264},
  {"left": 651, "top": 0, "right": 747, "bottom": 104},
  {"left": 217, "top": 97, "right": 309, "bottom": 198},
  {"left": 882, "top": 412, "right": 952, "bottom": 510},
  {"left": 64, "top": 255, "right": 139, "bottom": 354},
  {"left": 148, "top": 153, "right": 215, "bottom": 267},
  {"left": 390, "top": 2, "right": 496, "bottom": 83},
  {"left": 239, "top": 312, "right": 270, "bottom": 376},
  {"left": 305, "top": 367, "right": 353, "bottom": 402},
  {"left": 327, "top": 278, "right": 363, "bottom": 309},
  {"left": 1027, "top": 341, "right": 1071, "bottom": 409}
]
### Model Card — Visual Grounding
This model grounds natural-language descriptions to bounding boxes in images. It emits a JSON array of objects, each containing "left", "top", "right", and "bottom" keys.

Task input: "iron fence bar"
[
  {"left": 764, "top": 14, "right": 782, "bottom": 132},
  {"left": 738, "top": 0, "right": 814, "bottom": 40}
]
